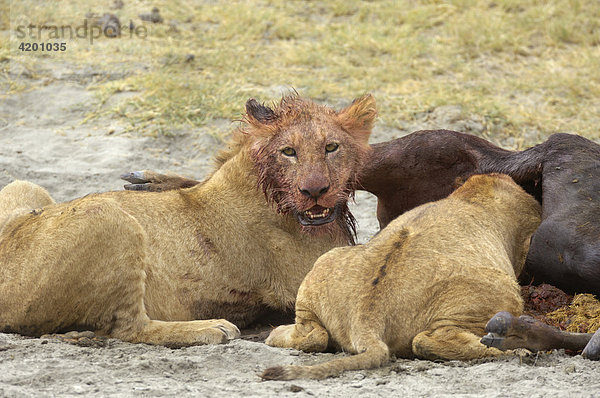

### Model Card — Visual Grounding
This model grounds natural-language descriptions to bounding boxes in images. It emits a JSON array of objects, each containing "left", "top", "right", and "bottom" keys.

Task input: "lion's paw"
[{"left": 210, "top": 319, "right": 241, "bottom": 341}]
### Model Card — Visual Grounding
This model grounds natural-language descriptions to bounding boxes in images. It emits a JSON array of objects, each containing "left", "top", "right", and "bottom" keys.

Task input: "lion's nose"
[{"left": 299, "top": 184, "right": 330, "bottom": 199}]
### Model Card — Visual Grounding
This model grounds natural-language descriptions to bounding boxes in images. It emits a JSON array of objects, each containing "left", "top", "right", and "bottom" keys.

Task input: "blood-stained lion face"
[{"left": 243, "top": 94, "right": 376, "bottom": 244}]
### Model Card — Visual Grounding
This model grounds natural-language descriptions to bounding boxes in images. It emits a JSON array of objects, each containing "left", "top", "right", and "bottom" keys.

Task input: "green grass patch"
[{"left": 6, "top": 0, "right": 600, "bottom": 143}]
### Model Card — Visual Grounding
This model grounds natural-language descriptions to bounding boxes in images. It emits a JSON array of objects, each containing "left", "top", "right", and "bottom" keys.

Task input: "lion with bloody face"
[{"left": 0, "top": 94, "right": 375, "bottom": 347}]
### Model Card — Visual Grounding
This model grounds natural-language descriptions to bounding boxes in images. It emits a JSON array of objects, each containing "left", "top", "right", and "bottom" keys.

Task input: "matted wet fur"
[
  {"left": 261, "top": 174, "right": 541, "bottom": 380},
  {"left": 0, "top": 94, "right": 375, "bottom": 347}
]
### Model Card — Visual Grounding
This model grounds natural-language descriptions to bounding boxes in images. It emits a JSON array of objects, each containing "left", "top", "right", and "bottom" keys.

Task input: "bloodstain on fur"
[{"left": 196, "top": 233, "right": 215, "bottom": 259}]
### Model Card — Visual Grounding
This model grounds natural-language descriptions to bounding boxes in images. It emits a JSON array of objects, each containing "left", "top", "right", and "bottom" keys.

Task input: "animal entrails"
[
  {"left": 260, "top": 173, "right": 541, "bottom": 380},
  {"left": 0, "top": 93, "right": 376, "bottom": 346}
]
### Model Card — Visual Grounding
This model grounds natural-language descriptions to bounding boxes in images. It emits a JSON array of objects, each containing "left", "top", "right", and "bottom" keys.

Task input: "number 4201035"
[{"left": 19, "top": 42, "right": 67, "bottom": 51}]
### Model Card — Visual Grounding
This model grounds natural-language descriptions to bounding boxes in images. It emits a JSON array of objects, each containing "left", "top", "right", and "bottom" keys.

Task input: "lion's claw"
[{"left": 214, "top": 321, "right": 241, "bottom": 340}]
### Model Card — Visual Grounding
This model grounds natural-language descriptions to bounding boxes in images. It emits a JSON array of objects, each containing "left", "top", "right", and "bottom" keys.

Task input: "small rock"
[
  {"left": 140, "top": 7, "right": 163, "bottom": 23},
  {"left": 168, "top": 20, "right": 180, "bottom": 33},
  {"left": 110, "top": 0, "right": 124, "bottom": 10},
  {"left": 289, "top": 385, "right": 304, "bottom": 393},
  {"left": 86, "top": 12, "right": 121, "bottom": 37},
  {"left": 100, "top": 13, "right": 121, "bottom": 37},
  {"left": 564, "top": 364, "right": 576, "bottom": 374}
]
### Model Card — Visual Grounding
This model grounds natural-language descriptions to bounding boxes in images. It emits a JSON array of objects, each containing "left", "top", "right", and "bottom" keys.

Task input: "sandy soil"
[{"left": 1, "top": 69, "right": 600, "bottom": 397}]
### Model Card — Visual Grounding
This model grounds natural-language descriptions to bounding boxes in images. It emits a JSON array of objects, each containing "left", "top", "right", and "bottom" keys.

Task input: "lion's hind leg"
[
  {"left": 265, "top": 319, "right": 329, "bottom": 353},
  {"left": 412, "top": 326, "right": 504, "bottom": 361},
  {"left": 0, "top": 196, "right": 239, "bottom": 347},
  {"left": 0, "top": 180, "right": 54, "bottom": 229},
  {"left": 64, "top": 199, "right": 240, "bottom": 347}
]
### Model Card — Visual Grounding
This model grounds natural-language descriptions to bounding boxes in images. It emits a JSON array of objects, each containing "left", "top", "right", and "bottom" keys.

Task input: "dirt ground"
[{"left": 1, "top": 66, "right": 600, "bottom": 397}]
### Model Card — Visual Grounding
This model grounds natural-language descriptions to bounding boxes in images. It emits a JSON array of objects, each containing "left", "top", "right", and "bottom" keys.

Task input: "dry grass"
[{"left": 4, "top": 0, "right": 600, "bottom": 143}]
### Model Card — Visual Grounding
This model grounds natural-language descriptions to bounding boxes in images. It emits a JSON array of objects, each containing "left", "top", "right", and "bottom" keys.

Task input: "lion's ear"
[
  {"left": 244, "top": 98, "right": 279, "bottom": 138},
  {"left": 245, "top": 98, "right": 277, "bottom": 125},
  {"left": 337, "top": 94, "right": 376, "bottom": 143}
]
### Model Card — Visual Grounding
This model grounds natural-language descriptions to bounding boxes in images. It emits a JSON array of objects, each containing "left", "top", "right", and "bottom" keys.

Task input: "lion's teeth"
[{"left": 306, "top": 208, "right": 330, "bottom": 219}]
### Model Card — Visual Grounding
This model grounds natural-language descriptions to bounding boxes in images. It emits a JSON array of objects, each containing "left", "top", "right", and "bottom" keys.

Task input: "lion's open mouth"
[{"left": 297, "top": 205, "right": 340, "bottom": 226}]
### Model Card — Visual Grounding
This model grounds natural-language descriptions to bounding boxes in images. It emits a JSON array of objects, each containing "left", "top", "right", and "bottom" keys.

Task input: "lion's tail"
[{"left": 260, "top": 339, "right": 389, "bottom": 380}]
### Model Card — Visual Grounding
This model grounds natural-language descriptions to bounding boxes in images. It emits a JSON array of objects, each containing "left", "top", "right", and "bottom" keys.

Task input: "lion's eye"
[
  {"left": 325, "top": 143, "right": 339, "bottom": 153},
  {"left": 282, "top": 147, "right": 296, "bottom": 157}
]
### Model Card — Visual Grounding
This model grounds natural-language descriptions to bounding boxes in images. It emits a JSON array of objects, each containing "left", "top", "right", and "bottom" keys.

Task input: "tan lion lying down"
[
  {"left": 262, "top": 173, "right": 541, "bottom": 380},
  {"left": 0, "top": 94, "right": 375, "bottom": 347}
]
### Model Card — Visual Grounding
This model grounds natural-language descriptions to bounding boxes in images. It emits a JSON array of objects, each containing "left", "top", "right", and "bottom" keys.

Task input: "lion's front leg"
[
  {"left": 40, "top": 317, "right": 240, "bottom": 349},
  {"left": 121, "top": 319, "right": 240, "bottom": 348},
  {"left": 412, "top": 326, "right": 505, "bottom": 361}
]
